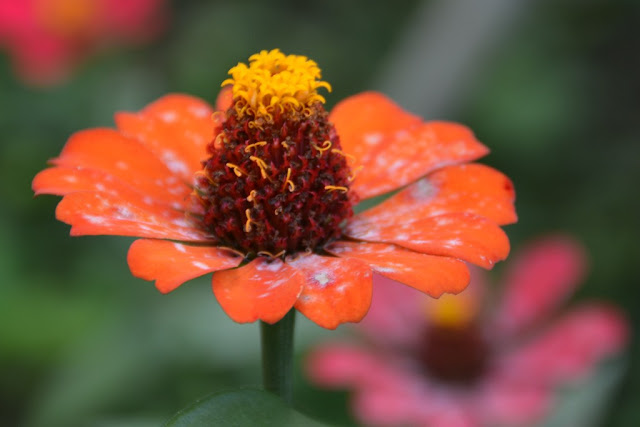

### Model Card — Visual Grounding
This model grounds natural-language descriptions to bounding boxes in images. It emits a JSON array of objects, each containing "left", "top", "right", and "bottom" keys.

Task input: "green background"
[{"left": 1, "top": 0, "right": 638, "bottom": 425}]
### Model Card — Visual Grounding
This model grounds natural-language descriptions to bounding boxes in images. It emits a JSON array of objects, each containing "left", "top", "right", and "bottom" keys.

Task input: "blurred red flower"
[
  {"left": 307, "top": 236, "right": 629, "bottom": 426},
  {"left": 33, "top": 50, "right": 516, "bottom": 329},
  {"left": 0, "top": 0, "right": 167, "bottom": 85}
]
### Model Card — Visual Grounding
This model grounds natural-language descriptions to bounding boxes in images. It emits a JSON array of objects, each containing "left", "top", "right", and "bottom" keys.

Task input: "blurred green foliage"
[{"left": 1, "top": 0, "right": 638, "bottom": 426}]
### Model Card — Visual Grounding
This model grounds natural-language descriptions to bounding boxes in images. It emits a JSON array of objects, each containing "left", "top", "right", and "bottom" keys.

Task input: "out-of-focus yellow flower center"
[
  {"left": 427, "top": 293, "right": 477, "bottom": 329},
  {"left": 35, "top": 0, "right": 96, "bottom": 37},
  {"left": 221, "top": 49, "right": 332, "bottom": 121}
]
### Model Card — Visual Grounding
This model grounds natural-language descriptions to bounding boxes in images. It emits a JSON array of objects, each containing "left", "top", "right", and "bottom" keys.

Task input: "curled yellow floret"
[{"left": 222, "top": 49, "right": 332, "bottom": 120}]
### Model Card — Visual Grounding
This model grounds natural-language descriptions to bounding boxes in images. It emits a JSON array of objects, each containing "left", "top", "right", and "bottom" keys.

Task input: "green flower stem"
[{"left": 260, "top": 309, "right": 296, "bottom": 405}]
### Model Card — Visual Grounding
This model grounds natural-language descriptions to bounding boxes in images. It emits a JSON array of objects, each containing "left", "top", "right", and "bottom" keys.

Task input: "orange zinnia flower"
[{"left": 33, "top": 49, "right": 516, "bottom": 329}]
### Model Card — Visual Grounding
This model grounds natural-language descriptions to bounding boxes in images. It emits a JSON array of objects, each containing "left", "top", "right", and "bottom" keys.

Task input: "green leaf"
[{"left": 164, "top": 388, "right": 329, "bottom": 427}]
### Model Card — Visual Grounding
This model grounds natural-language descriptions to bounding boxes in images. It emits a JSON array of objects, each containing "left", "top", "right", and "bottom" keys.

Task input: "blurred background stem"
[
  {"left": 260, "top": 309, "right": 296, "bottom": 404},
  {"left": 373, "top": 0, "right": 531, "bottom": 117}
]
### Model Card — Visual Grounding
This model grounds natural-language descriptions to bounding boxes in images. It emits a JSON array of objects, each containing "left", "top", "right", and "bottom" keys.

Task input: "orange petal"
[
  {"left": 347, "top": 212, "right": 510, "bottom": 269},
  {"left": 127, "top": 239, "right": 241, "bottom": 293},
  {"left": 32, "top": 166, "right": 196, "bottom": 212},
  {"left": 56, "top": 191, "right": 211, "bottom": 241},
  {"left": 216, "top": 86, "right": 234, "bottom": 111},
  {"left": 34, "top": 166, "right": 126, "bottom": 196},
  {"left": 356, "top": 164, "right": 516, "bottom": 227},
  {"left": 288, "top": 254, "right": 372, "bottom": 329},
  {"left": 115, "top": 94, "right": 214, "bottom": 182},
  {"left": 52, "top": 128, "right": 191, "bottom": 202},
  {"left": 327, "top": 241, "right": 470, "bottom": 297},
  {"left": 330, "top": 92, "right": 489, "bottom": 199},
  {"left": 212, "top": 258, "right": 304, "bottom": 324},
  {"left": 331, "top": 92, "right": 421, "bottom": 162}
]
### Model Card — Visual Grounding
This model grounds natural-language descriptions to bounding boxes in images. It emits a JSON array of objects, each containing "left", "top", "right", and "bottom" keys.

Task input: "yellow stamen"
[
  {"left": 312, "top": 140, "right": 332, "bottom": 154},
  {"left": 214, "top": 133, "right": 226, "bottom": 149},
  {"left": 281, "top": 141, "right": 290, "bottom": 149},
  {"left": 331, "top": 148, "right": 356, "bottom": 162},
  {"left": 189, "top": 189, "right": 207, "bottom": 207},
  {"left": 222, "top": 49, "right": 332, "bottom": 120},
  {"left": 248, "top": 120, "right": 264, "bottom": 130},
  {"left": 282, "top": 168, "right": 295, "bottom": 192},
  {"left": 244, "top": 209, "right": 257, "bottom": 233},
  {"left": 324, "top": 185, "right": 348, "bottom": 193},
  {"left": 211, "top": 111, "right": 224, "bottom": 125},
  {"left": 189, "top": 188, "right": 201, "bottom": 198},
  {"left": 258, "top": 249, "right": 286, "bottom": 258},
  {"left": 194, "top": 170, "right": 214, "bottom": 184},
  {"left": 247, "top": 190, "right": 258, "bottom": 203},
  {"left": 348, "top": 165, "right": 364, "bottom": 182},
  {"left": 245, "top": 141, "right": 268, "bottom": 152},
  {"left": 226, "top": 163, "right": 246, "bottom": 177},
  {"left": 249, "top": 155, "right": 270, "bottom": 179},
  {"left": 221, "top": 246, "right": 247, "bottom": 258}
]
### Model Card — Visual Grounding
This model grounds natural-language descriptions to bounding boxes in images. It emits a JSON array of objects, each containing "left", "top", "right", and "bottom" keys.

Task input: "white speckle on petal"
[
  {"left": 162, "top": 150, "right": 189, "bottom": 176},
  {"left": 160, "top": 111, "right": 177, "bottom": 123},
  {"left": 313, "top": 271, "right": 332, "bottom": 287},
  {"left": 172, "top": 217, "right": 191, "bottom": 228},
  {"left": 192, "top": 261, "right": 209, "bottom": 269},
  {"left": 299, "top": 294, "right": 314, "bottom": 302},
  {"left": 84, "top": 215, "right": 105, "bottom": 225},
  {"left": 266, "top": 279, "right": 286, "bottom": 290},
  {"left": 387, "top": 159, "right": 406, "bottom": 173},
  {"left": 394, "top": 130, "right": 410, "bottom": 140},
  {"left": 189, "top": 105, "right": 210, "bottom": 118},
  {"left": 334, "top": 284, "right": 348, "bottom": 294},
  {"left": 411, "top": 179, "right": 436, "bottom": 200},
  {"left": 256, "top": 261, "right": 283, "bottom": 272},
  {"left": 174, "top": 243, "right": 187, "bottom": 253},
  {"left": 116, "top": 206, "right": 134, "bottom": 219},
  {"left": 435, "top": 217, "right": 454, "bottom": 227},
  {"left": 116, "top": 161, "right": 129, "bottom": 170},
  {"left": 364, "top": 132, "right": 383, "bottom": 145},
  {"left": 374, "top": 266, "right": 397, "bottom": 273}
]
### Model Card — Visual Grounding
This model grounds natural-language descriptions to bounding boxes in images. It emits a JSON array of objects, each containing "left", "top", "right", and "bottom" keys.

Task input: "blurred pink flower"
[
  {"left": 0, "top": 0, "right": 167, "bottom": 86},
  {"left": 307, "top": 235, "right": 628, "bottom": 427}
]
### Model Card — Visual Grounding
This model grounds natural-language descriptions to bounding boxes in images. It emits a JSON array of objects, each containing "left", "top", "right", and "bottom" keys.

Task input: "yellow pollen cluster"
[
  {"left": 221, "top": 49, "right": 332, "bottom": 120},
  {"left": 426, "top": 293, "right": 477, "bottom": 329}
]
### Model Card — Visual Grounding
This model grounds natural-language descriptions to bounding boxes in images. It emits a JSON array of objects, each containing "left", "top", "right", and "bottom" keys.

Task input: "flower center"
[
  {"left": 35, "top": 0, "right": 96, "bottom": 37},
  {"left": 419, "top": 293, "right": 488, "bottom": 384},
  {"left": 420, "top": 322, "right": 489, "bottom": 384},
  {"left": 194, "top": 49, "right": 356, "bottom": 258}
]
